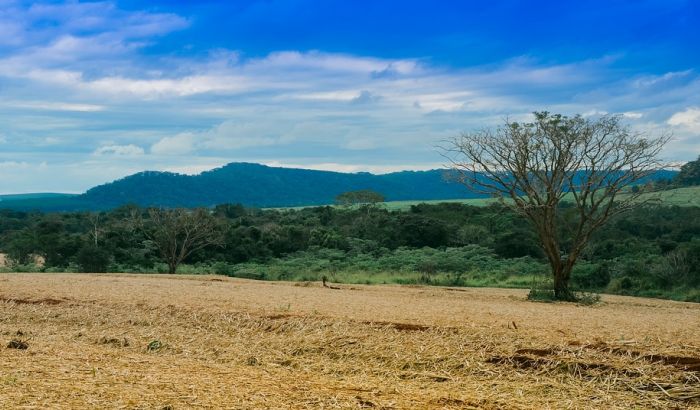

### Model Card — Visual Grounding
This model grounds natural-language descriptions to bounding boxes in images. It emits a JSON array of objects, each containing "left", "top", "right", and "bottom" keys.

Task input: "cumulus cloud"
[
  {"left": 668, "top": 107, "right": 700, "bottom": 131},
  {"left": 149, "top": 121, "right": 282, "bottom": 156}
]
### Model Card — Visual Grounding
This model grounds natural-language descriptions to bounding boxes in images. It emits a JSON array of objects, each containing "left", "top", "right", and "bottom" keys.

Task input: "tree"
[
  {"left": 86, "top": 212, "right": 103, "bottom": 247},
  {"left": 76, "top": 244, "right": 111, "bottom": 273},
  {"left": 138, "top": 208, "right": 225, "bottom": 274},
  {"left": 335, "top": 190, "right": 385, "bottom": 206},
  {"left": 444, "top": 112, "right": 669, "bottom": 300},
  {"left": 675, "top": 155, "right": 700, "bottom": 186},
  {"left": 4, "top": 229, "right": 36, "bottom": 266}
]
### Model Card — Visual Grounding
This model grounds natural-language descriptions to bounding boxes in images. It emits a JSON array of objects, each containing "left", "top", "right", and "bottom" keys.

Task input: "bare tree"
[
  {"left": 444, "top": 112, "right": 669, "bottom": 300},
  {"left": 87, "top": 212, "right": 102, "bottom": 247},
  {"left": 139, "top": 208, "right": 225, "bottom": 274}
]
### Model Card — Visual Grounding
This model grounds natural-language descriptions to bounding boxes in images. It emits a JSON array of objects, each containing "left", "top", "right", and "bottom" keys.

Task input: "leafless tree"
[
  {"left": 138, "top": 208, "right": 225, "bottom": 274},
  {"left": 87, "top": 212, "right": 102, "bottom": 247},
  {"left": 443, "top": 112, "right": 669, "bottom": 300}
]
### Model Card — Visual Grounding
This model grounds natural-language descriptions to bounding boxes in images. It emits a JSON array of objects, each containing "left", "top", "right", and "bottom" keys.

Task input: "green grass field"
[
  {"left": 381, "top": 186, "right": 700, "bottom": 210},
  {"left": 649, "top": 185, "right": 700, "bottom": 206}
]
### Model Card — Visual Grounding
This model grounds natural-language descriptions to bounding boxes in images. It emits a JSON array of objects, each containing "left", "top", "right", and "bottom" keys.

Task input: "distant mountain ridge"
[
  {"left": 82, "top": 163, "right": 476, "bottom": 208},
  {"left": 0, "top": 162, "right": 679, "bottom": 212}
]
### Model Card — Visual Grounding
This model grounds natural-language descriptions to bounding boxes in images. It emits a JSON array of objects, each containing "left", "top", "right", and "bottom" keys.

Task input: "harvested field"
[{"left": 1, "top": 273, "right": 699, "bottom": 409}]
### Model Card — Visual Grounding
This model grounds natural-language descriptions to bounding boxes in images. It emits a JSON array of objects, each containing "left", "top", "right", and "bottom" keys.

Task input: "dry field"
[{"left": 1, "top": 273, "right": 699, "bottom": 409}]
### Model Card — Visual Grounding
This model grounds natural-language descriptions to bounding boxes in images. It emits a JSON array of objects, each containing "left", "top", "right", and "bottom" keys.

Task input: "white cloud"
[
  {"left": 668, "top": 107, "right": 700, "bottom": 131},
  {"left": 622, "top": 111, "right": 643, "bottom": 119},
  {"left": 297, "top": 90, "right": 365, "bottom": 102},
  {"left": 0, "top": 161, "right": 31, "bottom": 169},
  {"left": 582, "top": 109, "right": 609, "bottom": 117},
  {"left": 256, "top": 51, "right": 410, "bottom": 73},
  {"left": 410, "top": 91, "right": 474, "bottom": 112},
  {"left": 25, "top": 1, "right": 188, "bottom": 38},
  {"left": 86, "top": 75, "right": 250, "bottom": 98},
  {"left": 200, "top": 121, "right": 279, "bottom": 150},
  {"left": 149, "top": 121, "right": 282, "bottom": 156},
  {"left": 8, "top": 101, "right": 105, "bottom": 112},
  {"left": 94, "top": 144, "right": 145, "bottom": 156},
  {"left": 633, "top": 70, "right": 693, "bottom": 89},
  {"left": 151, "top": 133, "right": 197, "bottom": 155}
]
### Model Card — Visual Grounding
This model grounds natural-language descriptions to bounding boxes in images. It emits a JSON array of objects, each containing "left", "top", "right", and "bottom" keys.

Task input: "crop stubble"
[{"left": 1, "top": 273, "right": 699, "bottom": 409}]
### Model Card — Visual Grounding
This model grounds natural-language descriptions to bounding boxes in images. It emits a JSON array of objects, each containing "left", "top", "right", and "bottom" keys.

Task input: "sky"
[{"left": 0, "top": 0, "right": 699, "bottom": 193}]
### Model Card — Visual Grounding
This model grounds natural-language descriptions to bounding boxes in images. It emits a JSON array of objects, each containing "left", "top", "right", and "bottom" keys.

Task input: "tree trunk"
[
  {"left": 168, "top": 262, "right": 177, "bottom": 274},
  {"left": 552, "top": 263, "right": 575, "bottom": 301},
  {"left": 536, "top": 224, "right": 576, "bottom": 301}
]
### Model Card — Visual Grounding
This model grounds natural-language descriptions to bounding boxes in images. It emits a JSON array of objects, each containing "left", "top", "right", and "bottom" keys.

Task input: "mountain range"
[{"left": 0, "top": 162, "right": 679, "bottom": 212}]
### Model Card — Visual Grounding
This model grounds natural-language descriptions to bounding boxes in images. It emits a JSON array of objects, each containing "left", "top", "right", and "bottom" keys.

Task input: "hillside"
[
  {"left": 0, "top": 163, "right": 681, "bottom": 211},
  {"left": 0, "top": 163, "right": 480, "bottom": 211}
]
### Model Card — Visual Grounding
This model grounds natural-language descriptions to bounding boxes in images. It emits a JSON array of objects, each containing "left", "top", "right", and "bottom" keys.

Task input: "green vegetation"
[
  {"left": 675, "top": 154, "right": 700, "bottom": 186},
  {"left": 0, "top": 192, "right": 698, "bottom": 302},
  {"left": 647, "top": 185, "right": 700, "bottom": 207},
  {"left": 382, "top": 197, "right": 500, "bottom": 210},
  {"left": 335, "top": 190, "right": 385, "bottom": 206},
  {"left": 273, "top": 186, "right": 700, "bottom": 212}
]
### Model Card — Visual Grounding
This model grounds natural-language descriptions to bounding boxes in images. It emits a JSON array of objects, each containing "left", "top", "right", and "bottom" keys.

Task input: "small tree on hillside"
[
  {"left": 138, "top": 208, "right": 225, "bottom": 274},
  {"left": 444, "top": 112, "right": 669, "bottom": 300}
]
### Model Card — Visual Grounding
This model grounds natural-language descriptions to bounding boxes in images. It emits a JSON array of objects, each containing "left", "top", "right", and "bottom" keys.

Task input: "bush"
[
  {"left": 607, "top": 276, "right": 635, "bottom": 293},
  {"left": 76, "top": 245, "right": 111, "bottom": 273},
  {"left": 571, "top": 263, "right": 611, "bottom": 290},
  {"left": 211, "top": 261, "right": 236, "bottom": 276},
  {"left": 527, "top": 276, "right": 556, "bottom": 302}
]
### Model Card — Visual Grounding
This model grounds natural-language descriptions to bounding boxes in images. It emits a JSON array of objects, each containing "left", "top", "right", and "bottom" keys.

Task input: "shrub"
[
  {"left": 571, "top": 263, "right": 611, "bottom": 290},
  {"left": 76, "top": 245, "right": 111, "bottom": 273}
]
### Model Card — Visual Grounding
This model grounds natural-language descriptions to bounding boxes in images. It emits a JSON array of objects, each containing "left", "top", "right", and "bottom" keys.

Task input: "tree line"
[{"left": 0, "top": 200, "right": 698, "bottom": 299}]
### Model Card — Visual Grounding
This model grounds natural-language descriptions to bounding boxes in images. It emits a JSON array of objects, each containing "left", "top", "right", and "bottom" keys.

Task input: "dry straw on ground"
[{"left": 1, "top": 273, "right": 699, "bottom": 409}]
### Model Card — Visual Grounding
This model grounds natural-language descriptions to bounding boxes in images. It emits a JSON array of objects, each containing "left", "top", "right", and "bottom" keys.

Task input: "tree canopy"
[
  {"left": 675, "top": 155, "right": 700, "bottom": 186},
  {"left": 335, "top": 190, "right": 385, "bottom": 206}
]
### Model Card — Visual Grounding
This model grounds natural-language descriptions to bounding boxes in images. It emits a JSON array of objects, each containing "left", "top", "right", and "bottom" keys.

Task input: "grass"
[
  {"left": 267, "top": 185, "right": 700, "bottom": 212},
  {"left": 648, "top": 185, "right": 700, "bottom": 207},
  {"left": 384, "top": 186, "right": 700, "bottom": 210},
  {"left": 1, "top": 273, "right": 699, "bottom": 408}
]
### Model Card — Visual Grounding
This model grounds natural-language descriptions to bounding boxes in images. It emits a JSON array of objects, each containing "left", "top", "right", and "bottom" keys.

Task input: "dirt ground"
[{"left": 1, "top": 273, "right": 699, "bottom": 409}]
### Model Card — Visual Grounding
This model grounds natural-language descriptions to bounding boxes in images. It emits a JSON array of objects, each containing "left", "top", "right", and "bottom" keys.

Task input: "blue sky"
[{"left": 0, "top": 0, "right": 699, "bottom": 193}]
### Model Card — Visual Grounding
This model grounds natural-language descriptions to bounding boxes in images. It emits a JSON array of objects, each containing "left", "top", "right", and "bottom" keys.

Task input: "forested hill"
[
  {"left": 0, "top": 163, "right": 479, "bottom": 211},
  {"left": 82, "top": 163, "right": 477, "bottom": 208},
  {"left": 0, "top": 162, "right": 679, "bottom": 212}
]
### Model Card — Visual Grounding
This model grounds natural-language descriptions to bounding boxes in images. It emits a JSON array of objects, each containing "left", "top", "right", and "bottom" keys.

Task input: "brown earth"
[{"left": 1, "top": 273, "right": 699, "bottom": 409}]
